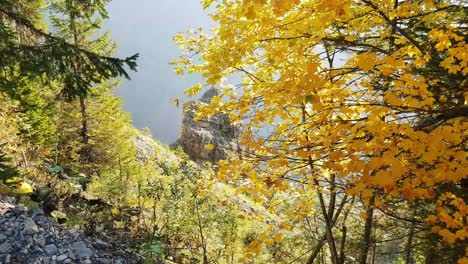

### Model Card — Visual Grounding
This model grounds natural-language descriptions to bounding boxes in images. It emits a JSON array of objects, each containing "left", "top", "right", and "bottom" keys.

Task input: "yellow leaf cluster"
[
  {"left": 175, "top": 0, "right": 468, "bottom": 254},
  {"left": 426, "top": 193, "right": 468, "bottom": 245}
]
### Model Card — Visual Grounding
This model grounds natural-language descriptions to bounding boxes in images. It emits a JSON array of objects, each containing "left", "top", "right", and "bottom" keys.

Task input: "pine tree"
[
  {"left": 0, "top": 0, "right": 138, "bottom": 173},
  {"left": 0, "top": 0, "right": 138, "bottom": 100},
  {"left": 0, "top": 145, "right": 19, "bottom": 181},
  {"left": 48, "top": 0, "right": 136, "bottom": 169}
]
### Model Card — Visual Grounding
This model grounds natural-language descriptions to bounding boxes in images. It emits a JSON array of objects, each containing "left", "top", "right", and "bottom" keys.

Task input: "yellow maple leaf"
[
  {"left": 360, "top": 211, "right": 368, "bottom": 220},
  {"left": 273, "top": 233, "right": 284, "bottom": 241},
  {"left": 17, "top": 182, "right": 33, "bottom": 194},
  {"left": 206, "top": 143, "right": 215, "bottom": 151},
  {"left": 355, "top": 52, "right": 377, "bottom": 72}
]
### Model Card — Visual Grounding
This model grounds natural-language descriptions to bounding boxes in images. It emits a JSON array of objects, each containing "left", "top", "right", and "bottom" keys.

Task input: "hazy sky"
[{"left": 103, "top": 0, "right": 212, "bottom": 144}]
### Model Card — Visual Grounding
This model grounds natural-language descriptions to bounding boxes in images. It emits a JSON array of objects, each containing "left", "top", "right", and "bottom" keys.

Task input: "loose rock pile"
[{"left": 0, "top": 196, "right": 140, "bottom": 264}]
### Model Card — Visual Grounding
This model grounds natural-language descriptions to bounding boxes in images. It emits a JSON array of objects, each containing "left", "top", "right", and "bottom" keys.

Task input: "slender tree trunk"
[
  {"left": 405, "top": 223, "right": 415, "bottom": 264},
  {"left": 79, "top": 95, "right": 89, "bottom": 145},
  {"left": 302, "top": 104, "right": 339, "bottom": 264},
  {"left": 79, "top": 95, "right": 90, "bottom": 161},
  {"left": 371, "top": 242, "right": 376, "bottom": 264},
  {"left": 337, "top": 196, "right": 352, "bottom": 264},
  {"left": 67, "top": 0, "right": 89, "bottom": 161},
  {"left": 195, "top": 200, "right": 208, "bottom": 264},
  {"left": 328, "top": 173, "right": 336, "bottom": 221},
  {"left": 137, "top": 182, "right": 141, "bottom": 208},
  {"left": 118, "top": 156, "right": 122, "bottom": 180},
  {"left": 315, "top": 184, "right": 339, "bottom": 264},
  {"left": 358, "top": 204, "right": 374, "bottom": 264},
  {"left": 306, "top": 236, "right": 327, "bottom": 264},
  {"left": 14, "top": 0, "right": 22, "bottom": 43},
  {"left": 338, "top": 225, "right": 347, "bottom": 264},
  {"left": 149, "top": 200, "right": 157, "bottom": 245},
  {"left": 306, "top": 195, "right": 350, "bottom": 264},
  {"left": 20, "top": 149, "right": 28, "bottom": 168}
]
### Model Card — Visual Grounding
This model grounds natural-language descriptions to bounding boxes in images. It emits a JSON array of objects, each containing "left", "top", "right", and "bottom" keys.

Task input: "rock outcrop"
[
  {"left": 0, "top": 196, "right": 139, "bottom": 264},
  {"left": 133, "top": 132, "right": 178, "bottom": 165},
  {"left": 175, "top": 88, "right": 242, "bottom": 162}
]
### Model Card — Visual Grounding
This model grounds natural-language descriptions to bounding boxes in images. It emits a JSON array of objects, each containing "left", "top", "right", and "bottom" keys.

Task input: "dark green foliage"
[
  {"left": 0, "top": 147, "right": 19, "bottom": 181},
  {"left": 0, "top": 0, "right": 138, "bottom": 101}
]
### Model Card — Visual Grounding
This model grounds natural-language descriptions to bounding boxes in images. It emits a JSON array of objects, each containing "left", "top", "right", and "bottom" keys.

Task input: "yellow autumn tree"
[{"left": 175, "top": 0, "right": 467, "bottom": 263}]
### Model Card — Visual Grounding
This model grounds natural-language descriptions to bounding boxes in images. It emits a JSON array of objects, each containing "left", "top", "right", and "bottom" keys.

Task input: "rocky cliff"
[{"left": 175, "top": 88, "right": 242, "bottom": 162}]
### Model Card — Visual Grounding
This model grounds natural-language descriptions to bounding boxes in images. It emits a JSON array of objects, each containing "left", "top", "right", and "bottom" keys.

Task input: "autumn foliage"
[{"left": 175, "top": 0, "right": 467, "bottom": 262}]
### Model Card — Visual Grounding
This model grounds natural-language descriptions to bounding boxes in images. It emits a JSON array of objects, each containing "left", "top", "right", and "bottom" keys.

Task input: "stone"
[
  {"left": 18, "top": 231, "right": 25, "bottom": 241},
  {"left": 35, "top": 236, "right": 46, "bottom": 247},
  {"left": 29, "top": 208, "right": 44, "bottom": 218},
  {"left": 4, "top": 228, "right": 13, "bottom": 236},
  {"left": 72, "top": 241, "right": 93, "bottom": 258},
  {"left": 23, "top": 218, "right": 39, "bottom": 235},
  {"left": 0, "top": 234, "right": 7, "bottom": 242},
  {"left": 57, "top": 254, "right": 68, "bottom": 262},
  {"left": 44, "top": 244, "right": 58, "bottom": 255},
  {"left": 4, "top": 254, "right": 11, "bottom": 264},
  {"left": 31, "top": 246, "right": 44, "bottom": 254},
  {"left": 14, "top": 205, "right": 27, "bottom": 214},
  {"left": 0, "top": 241, "right": 12, "bottom": 254},
  {"left": 67, "top": 251, "right": 76, "bottom": 260},
  {"left": 93, "top": 239, "right": 108, "bottom": 249}
]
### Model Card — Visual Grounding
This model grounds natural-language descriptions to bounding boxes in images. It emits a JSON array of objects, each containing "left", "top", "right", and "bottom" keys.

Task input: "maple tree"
[{"left": 175, "top": 0, "right": 467, "bottom": 263}]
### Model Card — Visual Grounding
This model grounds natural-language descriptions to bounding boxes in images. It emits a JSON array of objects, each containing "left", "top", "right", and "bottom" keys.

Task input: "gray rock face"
[
  {"left": 176, "top": 88, "right": 243, "bottom": 162},
  {"left": 200, "top": 88, "right": 219, "bottom": 103},
  {"left": 0, "top": 196, "right": 140, "bottom": 263},
  {"left": 133, "top": 134, "right": 156, "bottom": 161}
]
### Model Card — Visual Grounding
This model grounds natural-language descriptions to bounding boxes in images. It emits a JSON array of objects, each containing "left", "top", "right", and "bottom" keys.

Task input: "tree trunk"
[
  {"left": 195, "top": 200, "right": 208, "bottom": 264},
  {"left": 315, "top": 182, "right": 339, "bottom": 264},
  {"left": 358, "top": 204, "right": 374, "bottom": 264},
  {"left": 67, "top": 0, "right": 89, "bottom": 162},
  {"left": 306, "top": 236, "right": 326, "bottom": 264},
  {"left": 371, "top": 241, "right": 376, "bottom": 264},
  {"left": 338, "top": 225, "right": 347, "bottom": 264},
  {"left": 302, "top": 105, "right": 340, "bottom": 264},
  {"left": 79, "top": 95, "right": 88, "bottom": 145},
  {"left": 79, "top": 95, "right": 90, "bottom": 161},
  {"left": 405, "top": 224, "right": 415, "bottom": 264}
]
